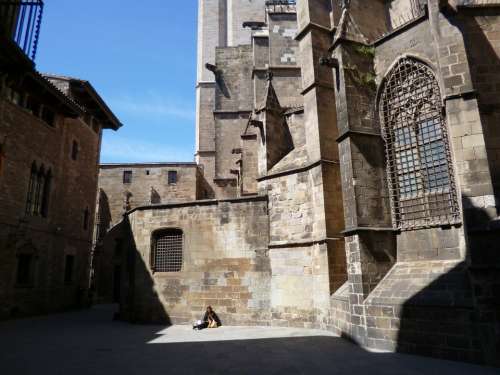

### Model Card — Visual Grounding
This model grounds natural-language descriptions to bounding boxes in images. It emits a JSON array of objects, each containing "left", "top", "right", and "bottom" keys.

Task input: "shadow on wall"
[
  {"left": 453, "top": 7, "right": 500, "bottom": 200},
  {"left": 196, "top": 169, "right": 215, "bottom": 200},
  {"left": 396, "top": 8, "right": 500, "bottom": 367},
  {"left": 396, "top": 197, "right": 500, "bottom": 366},
  {"left": 95, "top": 190, "right": 112, "bottom": 242},
  {"left": 115, "top": 217, "right": 172, "bottom": 326}
]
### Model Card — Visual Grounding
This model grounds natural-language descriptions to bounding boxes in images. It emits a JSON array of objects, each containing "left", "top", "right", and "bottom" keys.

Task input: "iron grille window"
[
  {"left": 152, "top": 229, "right": 183, "bottom": 272},
  {"left": 379, "top": 57, "right": 460, "bottom": 230},
  {"left": 123, "top": 170, "right": 132, "bottom": 184}
]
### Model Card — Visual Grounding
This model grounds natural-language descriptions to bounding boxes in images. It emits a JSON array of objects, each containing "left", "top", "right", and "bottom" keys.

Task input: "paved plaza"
[{"left": 0, "top": 305, "right": 497, "bottom": 375}]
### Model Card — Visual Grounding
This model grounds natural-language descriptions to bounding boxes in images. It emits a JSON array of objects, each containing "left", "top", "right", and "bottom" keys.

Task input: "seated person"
[{"left": 193, "top": 306, "right": 221, "bottom": 330}]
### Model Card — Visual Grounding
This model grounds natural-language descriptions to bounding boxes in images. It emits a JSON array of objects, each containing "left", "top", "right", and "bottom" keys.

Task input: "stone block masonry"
[{"left": 120, "top": 196, "right": 271, "bottom": 326}]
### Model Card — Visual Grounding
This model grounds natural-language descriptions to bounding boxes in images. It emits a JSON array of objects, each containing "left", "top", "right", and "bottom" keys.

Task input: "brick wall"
[{"left": 0, "top": 93, "right": 100, "bottom": 319}]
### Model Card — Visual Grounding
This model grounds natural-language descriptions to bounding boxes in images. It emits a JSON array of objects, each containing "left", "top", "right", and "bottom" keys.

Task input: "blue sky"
[{"left": 36, "top": 0, "right": 198, "bottom": 163}]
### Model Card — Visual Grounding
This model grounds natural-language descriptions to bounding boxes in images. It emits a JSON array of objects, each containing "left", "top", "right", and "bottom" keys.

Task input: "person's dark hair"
[{"left": 207, "top": 305, "right": 213, "bottom": 312}]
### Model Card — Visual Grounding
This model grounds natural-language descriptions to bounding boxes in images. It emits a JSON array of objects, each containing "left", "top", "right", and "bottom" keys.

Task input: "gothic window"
[
  {"left": 379, "top": 58, "right": 460, "bottom": 230},
  {"left": 33, "top": 165, "right": 45, "bottom": 216},
  {"left": 25, "top": 162, "right": 38, "bottom": 215},
  {"left": 151, "top": 229, "right": 183, "bottom": 272},
  {"left": 25, "top": 164, "right": 52, "bottom": 217},
  {"left": 41, "top": 169, "right": 51, "bottom": 218}
]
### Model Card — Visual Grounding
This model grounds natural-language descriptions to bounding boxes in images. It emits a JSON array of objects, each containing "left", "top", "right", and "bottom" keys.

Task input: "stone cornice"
[
  {"left": 295, "top": 22, "right": 334, "bottom": 41},
  {"left": 269, "top": 237, "right": 343, "bottom": 249},
  {"left": 301, "top": 80, "right": 335, "bottom": 96},
  {"left": 127, "top": 195, "right": 268, "bottom": 215},
  {"left": 257, "top": 159, "right": 339, "bottom": 182}
]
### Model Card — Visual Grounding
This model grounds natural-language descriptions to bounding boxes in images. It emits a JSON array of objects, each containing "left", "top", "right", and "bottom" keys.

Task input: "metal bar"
[
  {"left": 26, "top": 3, "right": 38, "bottom": 58},
  {"left": 1, "top": 0, "right": 43, "bottom": 60},
  {"left": 31, "top": 0, "right": 42, "bottom": 60},
  {"left": 15, "top": 1, "right": 26, "bottom": 45},
  {"left": 379, "top": 58, "right": 460, "bottom": 230},
  {"left": 23, "top": 3, "right": 35, "bottom": 53}
]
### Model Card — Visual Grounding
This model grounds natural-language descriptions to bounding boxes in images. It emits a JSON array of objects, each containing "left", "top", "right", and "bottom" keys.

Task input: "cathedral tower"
[{"left": 195, "top": 0, "right": 265, "bottom": 195}]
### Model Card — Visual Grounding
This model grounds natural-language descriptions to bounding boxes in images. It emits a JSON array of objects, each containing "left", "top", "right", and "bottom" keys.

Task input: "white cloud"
[
  {"left": 100, "top": 136, "right": 194, "bottom": 163},
  {"left": 108, "top": 91, "right": 195, "bottom": 121}
]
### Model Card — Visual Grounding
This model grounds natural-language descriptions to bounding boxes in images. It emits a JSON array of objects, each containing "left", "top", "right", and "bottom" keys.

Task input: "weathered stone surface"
[
  {"left": 92, "top": 0, "right": 500, "bottom": 367},
  {"left": 0, "top": 63, "right": 120, "bottom": 319}
]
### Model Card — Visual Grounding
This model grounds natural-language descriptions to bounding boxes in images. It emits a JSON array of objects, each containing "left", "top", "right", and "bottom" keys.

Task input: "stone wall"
[
  {"left": 321, "top": 0, "right": 500, "bottom": 366},
  {"left": 227, "top": 0, "right": 266, "bottom": 47},
  {"left": 98, "top": 163, "right": 200, "bottom": 226},
  {"left": 120, "top": 196, "right": 271, "bottom": 325}
]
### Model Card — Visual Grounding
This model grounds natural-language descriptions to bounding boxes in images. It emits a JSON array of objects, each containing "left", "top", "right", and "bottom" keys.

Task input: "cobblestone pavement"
[{"left": 0, "top": 305, "right": 498, "bottom": 375}]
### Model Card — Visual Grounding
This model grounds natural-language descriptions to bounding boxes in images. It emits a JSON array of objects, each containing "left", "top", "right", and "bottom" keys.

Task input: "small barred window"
[
  {"left": 151, "top": 229, "right": 183, "bottom": 272},
  {"left": 123, "top": 170, "right": 132, "bottom": 184},
  {"left": 379, "top": 57, "right": 460, "bottom": 230},
  {"left": 168, "top": 170, "right": 177, "bottom": 185}
]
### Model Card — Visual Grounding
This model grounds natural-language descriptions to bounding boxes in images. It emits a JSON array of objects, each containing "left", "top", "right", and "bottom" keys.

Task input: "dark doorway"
[{"left": 113, "top": 265, "right": 121, "bottom": 303}]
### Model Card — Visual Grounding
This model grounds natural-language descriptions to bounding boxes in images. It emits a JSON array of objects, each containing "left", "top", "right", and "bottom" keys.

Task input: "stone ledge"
[{"left": 127, "top": 195, "right": 268, "bottom": 214}]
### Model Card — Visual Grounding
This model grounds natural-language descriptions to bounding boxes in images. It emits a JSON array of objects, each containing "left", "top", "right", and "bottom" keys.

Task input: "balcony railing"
[{"left": 0, "top": 0, "right": 44, "bottom": 61}]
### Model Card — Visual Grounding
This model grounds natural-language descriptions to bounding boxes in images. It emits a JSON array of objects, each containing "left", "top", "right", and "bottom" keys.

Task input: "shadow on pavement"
[{"left": 0, "top": 305, "right": 497, "bottom": 375}]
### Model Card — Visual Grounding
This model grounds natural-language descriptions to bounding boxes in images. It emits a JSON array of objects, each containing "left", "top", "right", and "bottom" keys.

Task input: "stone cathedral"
[{"left": 95, "top": 0, "right": 500, "bottom": 366}]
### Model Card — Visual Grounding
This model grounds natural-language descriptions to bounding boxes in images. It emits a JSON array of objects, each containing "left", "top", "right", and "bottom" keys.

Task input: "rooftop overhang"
[
  {"left": 0, "top": 42, "right": 82, "bottom": 118},
  {"left": 43, "top": 74, "right": 123, "bottom": 130},
  {"left": 0, "top": 34, "right": 34, "bottom": 72}
]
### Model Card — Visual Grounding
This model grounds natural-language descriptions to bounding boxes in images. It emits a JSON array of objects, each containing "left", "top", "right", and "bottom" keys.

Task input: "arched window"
[
  {"left": 25, "top": 162, "right": 38, "bottom": 215},
  {"left": 151, "top": 229, "right": 183, "bottom": 272},
  {"left": 25, "top": 163, "right": 52, "bottom": 218},
  {"left": 379, "top": 57, "right": 460, "bottom": 230},
  {"left": 41, "top": 169, "right": 51, "bottom": 218},
  {"left": 33, "top": 165, "right": 45, "bottom": 216}
]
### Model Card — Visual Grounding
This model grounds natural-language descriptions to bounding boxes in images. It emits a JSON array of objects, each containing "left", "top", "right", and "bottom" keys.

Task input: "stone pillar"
[
  {"left": 296, "top": 0, "right": 347, "bottom": 326},
  {"left": 196, "top": 0, "right": 227, "bottom": 194},
  {"left": 329, "top": 2, "right": 395, "bottom": 344}
]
